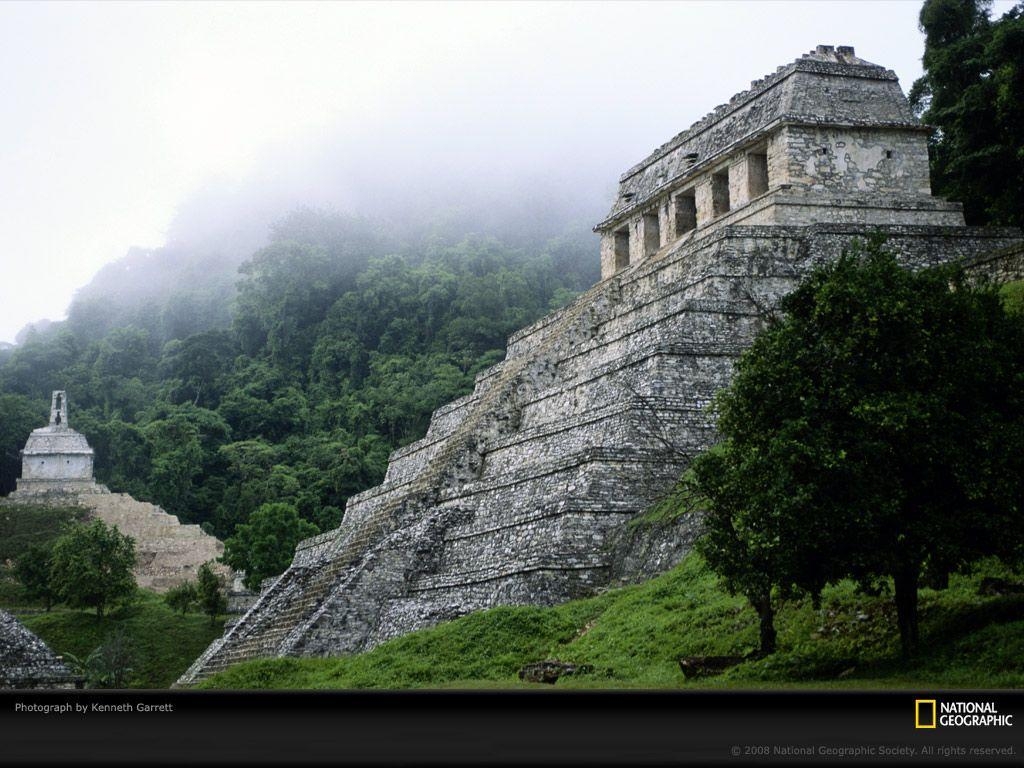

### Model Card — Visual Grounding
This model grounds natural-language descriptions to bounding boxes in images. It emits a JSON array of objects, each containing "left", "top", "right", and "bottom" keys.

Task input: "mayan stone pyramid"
[{"left": 178, "top": 46, "right": 1024, "bottom": 685}]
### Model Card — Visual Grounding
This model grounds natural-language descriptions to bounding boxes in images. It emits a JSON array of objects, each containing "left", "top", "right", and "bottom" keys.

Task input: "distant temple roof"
[
  {"left": 21, "top": 428, "right": 94, "bottom": 456},
  {"left": 20, "top": 390, "right": 93, "bottom": 457},
  {"left": 0, "top": 610, "right": 80, "bottom": 689},
  {"left": 11, "top": 390, "right": 104, "bottom": 498}
]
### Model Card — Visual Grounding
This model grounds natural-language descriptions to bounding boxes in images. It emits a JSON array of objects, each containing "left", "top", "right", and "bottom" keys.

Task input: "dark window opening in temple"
[
  {"left": 748, "top": 151, "right": 769, "bottom": 198},
  {"left": 614, "top": 228, "right": 630, "bottom": 271},
  {"left": 674, "top": 191, "right": 697, "bottom": 236},
  {"left": 643, "top": 212, "right": 660, "bottom": 257},
  {"left": 712, "top": 169, "right": 731, "bottom": 216}
]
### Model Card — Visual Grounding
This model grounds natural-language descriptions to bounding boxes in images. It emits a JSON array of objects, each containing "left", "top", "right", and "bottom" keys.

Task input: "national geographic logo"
[{"left": 915, "top": 699, "right": 1014, "bottom": 729}]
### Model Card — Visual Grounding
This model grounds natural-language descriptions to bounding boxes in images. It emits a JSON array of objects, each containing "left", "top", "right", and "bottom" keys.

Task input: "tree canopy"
[
  {"left": 690, "top": 240, "right": 1024, "bottom": 657},
  {"left": 196, "top": 562, "right": 228, "bottom": 625},
  {"left": 48, "top": 520, "right": 137, "bottom": 618},
  {"left": 910, "top": 0, "right": 1024, "bottom": 226},
  {"left": 0, "top": 212, "right": 596, "bottom": 545},
  {"left": 222, "top": 503, "right": 320, "bottom": 590}
]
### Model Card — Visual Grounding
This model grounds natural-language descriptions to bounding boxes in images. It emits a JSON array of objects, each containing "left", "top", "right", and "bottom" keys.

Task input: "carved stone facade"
[{"left": 177, "top": 47, "right": 1024, "bottom": 686}]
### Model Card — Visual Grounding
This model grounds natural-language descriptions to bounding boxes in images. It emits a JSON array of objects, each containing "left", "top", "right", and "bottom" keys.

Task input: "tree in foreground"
[
  {"left": 690, "top": 240, "right": 1024, "bottom": 658},
  {"left": 196, "top": 562, "right": 227, "bottom": 626},
  {"left": 49, "top": 520, "right": 137, "bottom": 618},
  {"left": 222, "top": 502, "right": 318, "bottom": 590}
]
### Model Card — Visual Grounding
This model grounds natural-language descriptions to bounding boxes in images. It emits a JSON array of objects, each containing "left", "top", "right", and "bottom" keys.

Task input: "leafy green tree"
[
  {"left": 0, "top": 393, "right": 46, "bottom": 494},
  {"left": 158, "top": 330, "right": 237, "bottom": 408},
  {"left": 49, "top": 521, "right": 137, "bottom": 618},
  {"left": 72, "top": 415, "right": 152, "bottom": 499},
  {"left": 910, "top": 0, "right": 1024, "bottom": 226},
  {"left": 690, "top": 240, "right": 1024, "bottom": 657},
  {"left": 222, "top": 503, "right": 318, "bottom": 590},
  {"left": 143, "top": 417, "right": 204, "bottom": 515},
  {"left": 93, "top": 326, "right": 155, "bottom": 381},
  {"left": 196, "top": 562, "right": 227, "bottom": 625},
  {"left": 0, "top": 328, "right": 80, "bottom": 400},
  {"left": 14, "top": 542, "right": 59, "bottom": 610},
  {"left": 164, "top": 580, "right": 198, "bottom": 615}
]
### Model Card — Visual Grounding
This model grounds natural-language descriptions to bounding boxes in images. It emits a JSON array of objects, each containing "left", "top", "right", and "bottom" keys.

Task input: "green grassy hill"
[
  {"left": 16, "top": 591, "right": 225, "bottom": 689},
  {"left": 1, "top": 501, "right": 225, "bottom": 688},
  {"left": 198, "top": 553, "right": 1024, "bottom": 690}
]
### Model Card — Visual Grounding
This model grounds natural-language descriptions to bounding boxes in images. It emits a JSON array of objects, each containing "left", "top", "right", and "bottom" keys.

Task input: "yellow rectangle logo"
[{"left": 916, "top": 699, "right": 937, "bottom": 729}]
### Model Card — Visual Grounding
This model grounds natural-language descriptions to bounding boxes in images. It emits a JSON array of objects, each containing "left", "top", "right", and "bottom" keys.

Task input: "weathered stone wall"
[
  {"left": 21, "top": 453, "right": 93, "bottom": 482},
  {"left": 1, "top": 610, "right": 80, "bottom": 689},
  {"left": 721, "top": 190, "right": 963, "bottom": 229},
  {"left": 78, "top": 493, "right": 231, "bottom": 593},
  {"left": 177, "top": 221, "right": 1023, "bottom": 686},
  {"left": 966, "top": 243, "right": 1024, "bottom": 284},
  {"left": 778, "top": 125, "right": 931, "bottom": 195}
]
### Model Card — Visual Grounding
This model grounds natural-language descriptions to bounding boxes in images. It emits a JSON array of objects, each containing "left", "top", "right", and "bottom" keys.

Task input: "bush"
[
  {"left": 49, "top": 520, "right": 137, "bottom": 618},
  {"left": 163, "top": 581, "right": 198, "bottom": 615},
  {"left": 222, "top": 503, "right": 317, "bottom": 589},
  {"left": 64, "top": 626, "right": 137, "bottom": 688},
  {"left": 14, "top": 542, "right": 58, "bottom": 610}
]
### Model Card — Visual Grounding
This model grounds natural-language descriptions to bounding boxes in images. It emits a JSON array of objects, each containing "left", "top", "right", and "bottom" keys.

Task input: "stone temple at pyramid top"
[
  {"left": 594, "top": 44, "right": 965, "bottom": 280},
  {"left": 13, "top": 390, "right": 106, "bottom": 497}
]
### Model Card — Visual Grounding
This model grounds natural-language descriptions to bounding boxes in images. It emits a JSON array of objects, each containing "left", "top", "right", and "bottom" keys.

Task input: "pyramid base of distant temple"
[
  {"left": 8, "top": 479, "right": 110, "bottom": 500},
  {"left": 3, "top": 488, "right": 231, "bottom": 594}
]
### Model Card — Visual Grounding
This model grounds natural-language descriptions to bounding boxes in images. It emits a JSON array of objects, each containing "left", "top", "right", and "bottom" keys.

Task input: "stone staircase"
[
  {"left": 178, "top": 279, "right": 624, "bottom": 683},
  {"left": 177, "top": 228, "right": 773, "bottom": 685}
]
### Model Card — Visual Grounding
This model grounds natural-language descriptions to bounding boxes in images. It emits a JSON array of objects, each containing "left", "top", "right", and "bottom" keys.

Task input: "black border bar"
[{"left": 1, "top": 690, "right": 1021, "bottom": 766}]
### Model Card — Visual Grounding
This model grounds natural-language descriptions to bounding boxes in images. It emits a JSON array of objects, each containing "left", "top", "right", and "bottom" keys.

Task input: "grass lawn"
[
  {"left": 16, "top": 590, "right": 225, "bottom": 688},
  {"left": 198, "top": 553, "right": 1024, "bottom": 690}
]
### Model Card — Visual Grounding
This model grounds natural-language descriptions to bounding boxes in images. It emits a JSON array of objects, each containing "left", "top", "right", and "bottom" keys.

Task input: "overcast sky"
[{"left": 0, "top": 0, "right": 1014, "bottom": 345}]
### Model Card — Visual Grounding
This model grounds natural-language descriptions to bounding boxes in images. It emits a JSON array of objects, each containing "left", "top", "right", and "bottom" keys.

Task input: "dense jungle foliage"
[
  {"left": 0, "top": 209, "right": 598, "bottom": 544},
  {"left": 910, "top": 0, "right": 1024, "bottom": 226}
]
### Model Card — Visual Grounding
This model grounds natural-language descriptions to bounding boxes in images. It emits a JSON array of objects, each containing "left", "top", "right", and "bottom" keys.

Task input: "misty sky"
[{"left": 0, "top": 0, "right": 1014, "bottom": 345}]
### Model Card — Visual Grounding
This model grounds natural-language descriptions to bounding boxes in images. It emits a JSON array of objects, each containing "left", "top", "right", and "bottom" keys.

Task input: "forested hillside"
[{"left": 0, "top": 208, "right": 598, "bottom": 547}]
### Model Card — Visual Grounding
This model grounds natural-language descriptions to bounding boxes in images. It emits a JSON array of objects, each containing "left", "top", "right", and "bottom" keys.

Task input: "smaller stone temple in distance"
[
  {"left": 5, "top": 390, "right": 233, "bottom": 592},
  {"left": 12, "top": 390, "right": 107, "bottom": 498}
]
